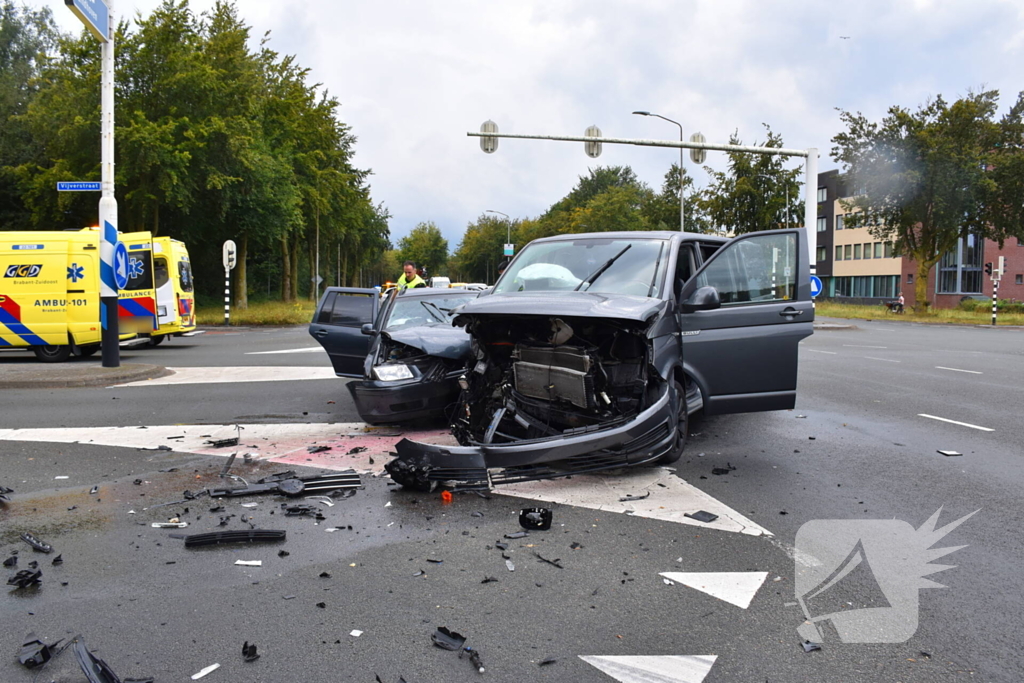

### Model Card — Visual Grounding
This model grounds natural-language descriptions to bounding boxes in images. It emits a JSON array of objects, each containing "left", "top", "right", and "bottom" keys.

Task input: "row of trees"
[{"left": 1, "top": 1, "right": 389, "bottom": 305}]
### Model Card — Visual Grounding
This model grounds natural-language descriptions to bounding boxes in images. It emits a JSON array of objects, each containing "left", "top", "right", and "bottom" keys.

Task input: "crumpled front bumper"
[
  {"left": 384, "top": 388, "right": 676, "bottom": 490},
  {"left": 347, "top": 373, "right": 461, "bottom": 424}
]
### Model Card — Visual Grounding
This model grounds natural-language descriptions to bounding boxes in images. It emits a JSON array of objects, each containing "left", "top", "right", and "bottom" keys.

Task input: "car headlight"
[{"left": 373, "top": 364, "right": 414, "bottom": 381}]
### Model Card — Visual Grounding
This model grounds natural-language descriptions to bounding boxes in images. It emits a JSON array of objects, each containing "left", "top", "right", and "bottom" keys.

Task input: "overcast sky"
[{"left": 37, "top": 0, "right": 1024, "bottom": 250}]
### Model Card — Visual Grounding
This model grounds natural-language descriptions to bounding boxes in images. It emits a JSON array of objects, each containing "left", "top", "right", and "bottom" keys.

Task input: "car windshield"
[
  {"left": 384, "top": 294, "right": 476, "bottom": 331},
  {"left": 491, "top": 237, "right": 669, "bottom": 297}
]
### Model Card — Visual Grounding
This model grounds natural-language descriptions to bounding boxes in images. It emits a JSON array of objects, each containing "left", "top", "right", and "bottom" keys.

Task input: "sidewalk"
[{"left": 0, "top": 357, "right": 170, "bottom": 389}]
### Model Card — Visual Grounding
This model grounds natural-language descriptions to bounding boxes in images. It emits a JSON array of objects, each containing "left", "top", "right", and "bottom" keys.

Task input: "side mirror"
[
  {"left": 680, "top": 286, "right": 721, "bottom": 313},
  {"left": 361, "top": 323, "right": 376, "bottom": 336}
]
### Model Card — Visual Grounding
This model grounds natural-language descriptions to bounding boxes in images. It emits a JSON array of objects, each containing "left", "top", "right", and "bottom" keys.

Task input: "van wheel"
[
  {"left": 33, "top": 345, "right": 72, "bottom": 363},
  {"left": 658, "top": 380, "right": 688, "bottom": 464},
  {"left": 77, "top": 344, "right": 100, "bottom": 357},
  {"left": 148, "top": 335, "right": 165, "bottom": 347}
]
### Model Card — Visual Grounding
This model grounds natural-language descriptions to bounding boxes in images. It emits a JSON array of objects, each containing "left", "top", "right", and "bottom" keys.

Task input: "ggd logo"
[{"left": 4, "top": 264, "right": 42, "bottom": 278}]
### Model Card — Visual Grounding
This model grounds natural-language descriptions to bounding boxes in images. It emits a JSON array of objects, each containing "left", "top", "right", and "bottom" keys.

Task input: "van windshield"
[{"left": 492, "top": 238, "right": 669, "bottom": 298}]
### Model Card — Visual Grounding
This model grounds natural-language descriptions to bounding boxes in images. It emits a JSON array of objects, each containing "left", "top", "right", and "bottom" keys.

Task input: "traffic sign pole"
[{"left": 223, "top": 240, "right": 237, "bottom": 325}]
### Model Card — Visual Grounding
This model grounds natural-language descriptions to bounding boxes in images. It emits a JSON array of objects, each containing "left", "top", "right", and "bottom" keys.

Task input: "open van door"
[
  {"left": 309, "top": 288, "right": 380, "bottom": 377},
  {"left": 677, "top": 228, "right": 814, "bottom": 415}
]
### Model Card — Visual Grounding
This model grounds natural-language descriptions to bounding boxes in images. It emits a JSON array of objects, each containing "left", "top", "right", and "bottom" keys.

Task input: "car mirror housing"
[
  {"left": 680, "top": 286, "right": 721, "bottom": 313},
  {"left": 361, "top": 323, "right": 376, "bottom": 336}
]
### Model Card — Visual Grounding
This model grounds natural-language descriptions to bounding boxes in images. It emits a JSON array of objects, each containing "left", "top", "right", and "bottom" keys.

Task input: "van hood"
[{"left": 454, "top": 291, "right": 667, "bottom": 323}]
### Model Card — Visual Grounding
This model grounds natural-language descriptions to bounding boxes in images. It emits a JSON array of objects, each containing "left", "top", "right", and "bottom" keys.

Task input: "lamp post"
[
  {"left": 485, "top": 209, "right": 510, "bottom": 245},
  {"left": 633, "top": 111, "right": 684, "bottom": 231}
]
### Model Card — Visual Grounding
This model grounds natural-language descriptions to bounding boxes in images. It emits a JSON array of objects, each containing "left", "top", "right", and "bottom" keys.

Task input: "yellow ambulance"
[{"left": 123, "top": 234, "right": 196, "bottom": 345}]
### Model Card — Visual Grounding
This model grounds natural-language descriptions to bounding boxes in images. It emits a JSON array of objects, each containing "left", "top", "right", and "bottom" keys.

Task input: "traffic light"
[{"left": 984, "top": 262, "right": 993, "bottom": 275}]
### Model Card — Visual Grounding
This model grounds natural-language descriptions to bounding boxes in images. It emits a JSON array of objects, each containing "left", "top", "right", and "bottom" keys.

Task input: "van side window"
[
  {"left": 178, "top": 261, "right": 194, "bottom": 292},
  {"left": 322, "top": 293, "right": 375, "bottom": 327},
  {"left": 697, "top": 242, "right": 721, "bottom": 264},
  {"left": 154, "top": 257, "right": 170, "bottom": 289},
  {"left": 697, "top": 232, "right": 797, "bottom": 304},
  {"left": 674, "top": 245, "right": 696, "bottom": 298}
]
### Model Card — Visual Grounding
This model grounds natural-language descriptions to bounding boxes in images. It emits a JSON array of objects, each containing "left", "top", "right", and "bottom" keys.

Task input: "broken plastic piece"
[
  {"left": 505, "top": 559, "right": 515, "bottom": 572},
  {"left": 191, "top": 662, "right": 221, "bottom": 679},
  {"left": 533, "top": 552, "right": 563, "bottom": 568},
  {"left": 460, "top": 646, "right": 485, "bottom": 673},
  {"left": 206, "top": 436, "right": 239, "bottom": 448},
  {"left": 481, "top": 576, "right": 498, "bottom": 584},
  {"left": 350, "top": 630, "right": 363, "bottom": 637},
  {"left": 235, "top": 560, "right": 262, "bottom": 567},
  {"left": 801, "top": 641, "right": 821, "bottom": 652},
  {"left": 0, "top": 485, "right": 13, "bottom": 501},
  {"left": 308, "top": 445, "right": 332, "bottom": 453},
  {"left": 8, "top": 569, "right": 42, "bottom": 588},
  {"left": 89, "top": 485, "right": 99, "bottom": 494},
  {"left": 151, "top": 522, "right": 188, "bottom": 528},
  {"left": 937, "top": 450, "right": 962, "bottom": 457},
  {"left": 19, "top": 633, "right": 61, "bottom": 668},
  {"left": 184, "top": 530, "right": 286, "bottom": 548},
  {"left": 684, "top": 510, "right": 718, "bottom": 523},
  {"left": 519, "top": 508, "right": 552, "bottom": 530},
  {"left": 210, "top": 470, "right": 361, "bottom": 498},
  {"left": 504, "top": 531, "right": 529, "bottom": 539},
  {"left": 73, "top": 637, "right": 125, "bottom": 683},
  {"left": 3, "top": 555, "right": 16, "bottom": 568},
  {"left": 242, "top": 641, "right": 259, "bottom": 662},
  {"left": 52, "top": 555, "right": 63, "bottom": 565},
  {"left": 618, "top": 492, "right": 651, "bottom": 502},
  {"left": 431, "top": 627, "right": 466, "bottom": 651},
  {"left": 347, "top": 446, "right": 367, "bottom": 454},
  {"left": 539, "top": 656, "right": 557, "bottom": 666},
  {"left": 441, "top": 490, "right": 453, "bottom": 503},
  {"left": 711, "top": 464, "right": 736, "bottom": 475},
  {"left": 21, "top": 532, "right": 53, "bottom": 553}
]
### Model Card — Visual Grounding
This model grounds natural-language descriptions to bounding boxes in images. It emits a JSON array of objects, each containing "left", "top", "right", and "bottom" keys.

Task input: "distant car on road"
[{"left": 309, "top": 286, "right": 480, "bottom": 424}]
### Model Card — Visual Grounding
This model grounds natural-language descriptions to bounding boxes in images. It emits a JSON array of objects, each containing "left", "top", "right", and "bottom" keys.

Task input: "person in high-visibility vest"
[{"left": 397, "top": 261, "right": 426, "bottom": 289}]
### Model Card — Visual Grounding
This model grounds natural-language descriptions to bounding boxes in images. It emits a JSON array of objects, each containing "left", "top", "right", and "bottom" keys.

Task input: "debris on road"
[
  {"left": 18, "top": 633, "right": 60, "bottom": 668},
  {"left": 20, "top": 532, "right": 53, "bottom": 553},
  {"left": 440, "top": 491, "right": 453, "bottom": 504},
  {"left": 481, "top": 576, "right": 498, "bottom": 584},
  {"left": 72, "top": 637, "right": 147, "bottom": 683},
  {"left": 684, "top": 510, "right": 719, "bottom": 524},
  {"left": 460, "top": 646, "right": 486, "bottom": 673},
  {"left": 519, "top": 508, "right": 552, "bottom": 530},
  {"left": 937, "top": 450, "right": 962, "bottom": 457},
  {"left": 347, "top": 446, "right": 367, "bottom": 454},
  {"left": 0, "top": 485, "right": 13, "bottom": 501},
  {"left": 242, "top": 641, "right": 260, "bottom": 662},
  {"left": 505, "top": 559, "right": 515, "bottom": 572},
  {"left": 504, "top": 531, "right": 529, "bottom": 540},
  {"left": 533, "top": 552, "right": 563, "bottom": 568},
  {"left": 3, "top": 555, "right": 16, "bottom": 568},
  {"left": 350, "top": 630, "right": 363, "bottom": 637},
  {"left": 711, "top": 464, "right": 736, "bottom": 475},
  {"left": 234, "top": 560, "right": 262, "bottom": 567},
  {"left": 308, "top": 445, "right": 332, "bottom": 453},
  {"left": 210, "top": 470, "right": 361, "bottom": 498},
  {"left": 152, "top": 522, "right": 189, "bottom": 528},
  {"left": 801, "top": 641, "right": 822, "bottom": 652},
  {"left": 431, "top": 627, "right": 466, "bottom": 651},
  {"left": 618, "top": 492, "right": 651, "bottom": 502},
  {"left": 191, "top": 662, "right": 221, "bottom": 679},
  {"left": 51, "top": 555, "right": 63, "bottom": 565},
  {"left": 206, "top": 436, "right": 239, "bottom": 448},
  {"left": 183, "top": 530, "right": 286, "bottom": 548},
  {"left": 539, "top": 656, "right": 557, "bottom": 666}
]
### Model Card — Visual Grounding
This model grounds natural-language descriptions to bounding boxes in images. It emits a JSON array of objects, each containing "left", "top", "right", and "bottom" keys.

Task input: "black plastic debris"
[
  {"left": 308, "top": 445, "right": 332, "bottom": 453},
  {"left": 3, "top": 556, "right": 16, "bottom": 568},
  {"left": 278, "top": 550, "right": 290, "bottom": 557},
  {"left": 73, "top": 637, "right": 126, "bottom": 683},
  {"left": 481, "top": 576, "right": 498, "bottom": 584},
  {"left": 19, "top": 633, "right": 61, "bottom": 668},
  {"left": 347, "top": 446, "right": 367, "bottom": 455},
  {"left": 519, "top": 508, "right": 552, "bottom": 531},
  {"left": 618, "top": 492, "right": 651, "bottom": 502},
  {"left": 316, "top": 602, "right": 326, "bottom": 609},
  {"left": 242, "top": 641, "right": 260, "bottom": 662},
  {"left": 570, "top": 542, "right": 583, "bottom": 550},
  {"left": 494, "top": 541, "right": 509, "bottom": 551},
  {"left": 801, "top": 641, "right": 822, "bottom": 652},
  {"left": 937, "top": 450, "right": 962, "bottom": 457},
  {"left": 210, "top": 470, "right": 361, "bottom": 498},
  {"left": 51, "top": 555, "right": 63, "bottom": 566},
  {"left": 21, "top": 532, "right": 53, "bottom": 553},
  {"left": 183, "top": 530, "right": 286, "bottom": 548},
  {"left": 460, "top": 646, "right": 485, "bottom": 673},
  {"left": 426, "top": 558, "right": 443, "bottom": 564},
  {"left": 431, "top": 627, "right": 466, "bottom": 651},
  {"left": 281, "top": 503, "right": 325, "bottom": 520},
  {"left": 319, "top": 572, "right": 331, "bottom": 578},
  {"left": 534, "top": 552, "right": 563, "bottom": 568},
  {"left": 539, "top": 656, "right": 557, "bottom": 666},
  {"left": 711, "top": 464, "right": 736, "bottom": 475},
  {"left": 504, "top": 531, "right": 529, "bottom": 540},
  {"left": 209, "top": 505, "right": 225, "bottom": 513},
  {"left": 89, "top": 486, "right": 99, "bottom": 495},
  {"left": 8, "top": 570, "right": 42, "bottom": 588},
  {"left": 28, "top": 560, "right": 38, "bottom": 569},
  {"left": 206, "top": 436, "right": 239, "bottom": 448},
  {"left": 0, "top": 485, "right": 13, "bottom": 501},
  {"left": 684, "top": 510, "right": 718, "bottom": 524}
]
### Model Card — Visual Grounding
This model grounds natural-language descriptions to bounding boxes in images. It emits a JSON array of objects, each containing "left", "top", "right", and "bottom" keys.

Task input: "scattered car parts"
[
  {"left": 519, "top": 508, "right": 553, "bottom": 530},
  {"left": 209, "top": 470, "right": 361, "bottom": 498},
  {"left": 21, "top": 532, "right": 53, "bottom": 553},
  {"left": 0, "top": 485, "right": 13, "bottom": 501},
  {"left": 183, "top": 530, "right": 286, "bottom": 548},
  {"left": 19, "top": 633, "right": 61, "bottom": 668}
]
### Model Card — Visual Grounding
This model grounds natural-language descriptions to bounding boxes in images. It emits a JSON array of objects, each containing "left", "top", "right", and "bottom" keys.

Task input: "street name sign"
[
  {"left": 57, "top": 181, "right": 102, "bottom": 191},
  {"left": 65, "top": 0, "right": 109, "bottom": 42}
]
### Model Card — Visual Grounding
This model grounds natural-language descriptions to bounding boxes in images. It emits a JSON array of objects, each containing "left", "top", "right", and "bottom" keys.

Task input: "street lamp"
[
  {"left": 485, "top": 209, "right": 510, "bottom": 244},
  {"left": 633, "top": 110, "right": 684, "bottom": 231}
]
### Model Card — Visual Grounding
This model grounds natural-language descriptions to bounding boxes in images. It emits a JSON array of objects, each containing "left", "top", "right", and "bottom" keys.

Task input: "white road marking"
[
  {"left": 804, "top": 349, "right": 837, "bottom": 355},
  {"left": 660, "top": 571, "right": 768, "bottom": 609},
  {"left": 499, "top": 468, "right": 772, "bottom": 536},
  {"left": 864, "top": 356, "right": 900, "bottom": 363},
  {"left": 579, "top": 655, "right": 717, "bottom": 683},
  {"left": 114, "top": 366, "right": 336, "bottom": 386},
  {"left": 842, "top": 344, "right": 888, "bottom": 349},
  {"left": 935, "top": 366, "right": 982, "bottom": 375},
  {"left": 918, "top": 414, "right": 994, "bottom": 432},
  {"left": 245, "top": 347, "right": 324, "bottom": 355}
]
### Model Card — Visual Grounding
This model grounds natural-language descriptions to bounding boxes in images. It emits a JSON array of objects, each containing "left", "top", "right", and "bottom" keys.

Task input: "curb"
[{"left": 0, "top": 363, "right": 173, "bottom": 389}]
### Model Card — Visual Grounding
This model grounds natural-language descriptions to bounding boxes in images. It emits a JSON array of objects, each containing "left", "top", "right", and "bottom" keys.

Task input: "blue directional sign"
[
  {"left": 65, "top": 0, "right": 109, "bottom": 43},
  {"left": 810, "top": 275, "right": 823, "bottom": 298},
  {"left": 57, "top": 181, "right": 102, "bottom": 191},
  {"left": 113, "top": 242, "right": 129, "bottom": 290}
]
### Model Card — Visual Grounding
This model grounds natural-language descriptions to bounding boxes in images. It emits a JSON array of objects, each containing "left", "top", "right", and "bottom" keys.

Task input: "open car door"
[
  {"left": 677, "top": 228, "right": 814, "bottom": 415},
  {"left": 309, "top": 288, "right": 380, "bottom": 378}
]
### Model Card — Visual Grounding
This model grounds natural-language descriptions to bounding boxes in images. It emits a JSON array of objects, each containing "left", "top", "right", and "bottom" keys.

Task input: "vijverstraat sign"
[{"left": 64, "top": 0, "right": 109, "bottom": 42}]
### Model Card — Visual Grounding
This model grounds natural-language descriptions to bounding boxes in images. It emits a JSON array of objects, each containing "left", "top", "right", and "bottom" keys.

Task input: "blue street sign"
[
  {"left": 810, "top": 275, "right": 823, "bottom": 298},
  {"left": 57, "top": 181, "right": 102, "bottom": 191},
  {"left": 64, "top": 0, "right": 109, "bottom": 43},
  {"left": 113, "top": 242, "right": 129, "bottom": 290}
]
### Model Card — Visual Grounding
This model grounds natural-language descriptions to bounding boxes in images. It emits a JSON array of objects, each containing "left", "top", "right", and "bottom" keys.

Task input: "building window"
[
  {"left": 817, "top": 187, "right": 827, "bottom": 203},
  {"left": 1017, "top": 274, "right": 1023, "bottom": 285},
  {"left": 844, "top": 245, "right": 852, "bottom": 260},
  {"left": 854, "top": 244, "right": 862, "bottom": 260},
  {"left": 874, "top": 243, "right": 883, "bottom": 259},
  {"left": 885, "top": 243, "right": 894, "bottom": 258},
  {"left": 835, "top": 246, "right": 843, "bottom": 261},
  {"left": 937, "top": 234, "right": 983, "bottom": 294},
  {"left": 816, "top": 217, "right": 827, "bottom": 232},
  {"left": 835, "top": 215, "right": 845, "bottom": 230},
  {"left": 817, "top": 246, "right": 827, "bottom": 262},
  {"left": 863, "top": 243, "right": 872, "bottom": 259},
  {"left": 907, "top": 274, "right": 914, "bottom": 284}
]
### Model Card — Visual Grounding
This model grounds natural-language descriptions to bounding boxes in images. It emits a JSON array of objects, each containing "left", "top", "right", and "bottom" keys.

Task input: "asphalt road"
[{"left": 1, "top": 319, "right": 1021, "bottom": 682}]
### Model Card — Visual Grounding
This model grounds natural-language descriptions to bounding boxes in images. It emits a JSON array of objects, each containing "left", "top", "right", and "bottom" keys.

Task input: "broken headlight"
[{"left": 373, "top": 364, "right": 414, "bottom": 381}]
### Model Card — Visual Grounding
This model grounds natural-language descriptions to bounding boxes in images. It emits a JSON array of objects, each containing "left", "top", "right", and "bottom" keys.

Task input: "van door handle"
[
  {"left": 779, "top": 308, "right": 803, "bottom": 318},
  {"left": 314, "top": 329, "right": 329, "bottom": 338}
]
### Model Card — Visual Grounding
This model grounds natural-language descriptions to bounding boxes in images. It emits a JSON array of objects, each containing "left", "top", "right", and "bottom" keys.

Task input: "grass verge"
[
  {"left": 816, "top": 301, "right": 1024, "bottom": 326},
  {"left": 197, "top": 299, "right": 318, "bottom": 326}
]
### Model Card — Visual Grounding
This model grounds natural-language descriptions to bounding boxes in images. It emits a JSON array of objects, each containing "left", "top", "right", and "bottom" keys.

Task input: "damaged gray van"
[{"left": 384, "top": 228, "right": 814, "bottom": 490}]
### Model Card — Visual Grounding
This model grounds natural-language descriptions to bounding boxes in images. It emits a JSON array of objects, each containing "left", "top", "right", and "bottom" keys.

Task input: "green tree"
[
  {"left": 450, "top": 213, "right": 516, "bottom": 283},
  {"left": 398, "top": 221, "right": 448, "bottom": 277},
  {"left": 701, "top": 126, "right": 802, "bottom": 235},
  {"left": 832, "top": 90, "right": 1024, "bottom": 310}
]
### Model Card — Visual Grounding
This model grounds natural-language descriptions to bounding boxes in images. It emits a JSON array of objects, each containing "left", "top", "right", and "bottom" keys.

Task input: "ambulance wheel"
[
  {"left": 148, "top": 335, "right": 166, "bottom": 347},
  {"left": 33, "top": 344, "right": 72, "bottom": 363},
  {"left": 77, "top": 344, "right": 100, "bottom": 357}
]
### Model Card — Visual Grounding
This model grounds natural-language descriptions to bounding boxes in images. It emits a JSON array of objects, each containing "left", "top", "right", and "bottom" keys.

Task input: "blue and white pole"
[{"left": 98, "top": 0, "right": 119, "bottom": 367}]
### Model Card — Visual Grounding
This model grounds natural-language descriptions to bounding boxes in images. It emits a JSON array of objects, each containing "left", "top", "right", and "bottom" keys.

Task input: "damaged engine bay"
[{"left": 453, "top": 314, "right": 663, "bottom": 445}]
